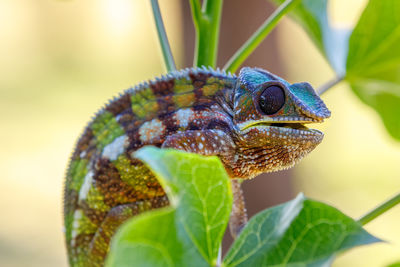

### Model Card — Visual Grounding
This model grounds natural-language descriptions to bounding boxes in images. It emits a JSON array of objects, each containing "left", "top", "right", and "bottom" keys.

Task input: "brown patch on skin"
[
  {"left": 105, "top": 93, "right": 131, "bottom": 116},
  {"left": 206, "top": 118, "right": 232, "bottom": 132},
  {"left": 189, "top": 71, "right": 215, "bottom": 108},
  {"left": 189, "top": 71, "right": 211, "bottom": 89},
  {"left": 157, "top": 94, "right": 176, "bottom": 117},
  {"left": 150, "top": 78, "right": 175, "bottom": 97},
  {"left": 64, "top": 190, "right": 79, "bottom": 219},
  {"left": 192, "top": 102, "right": 212, "bottom": 111},
  {"left": 187, "top": 121, "right": 201, "bottom": 131},
  {"left": 115, "top": 109, "right": 137, "bottom": 132},
  {"left": 72, "top": 128, "right": 94, "bottom": 159},
  {"left": 161, "top": 112, "right": 180, "bottom": 134},
  {"left": 194, "top": 88, "right": 204, "bottom": 106},
  {"left": 125, "top": 129, "right": 143, "bottom": 154}
]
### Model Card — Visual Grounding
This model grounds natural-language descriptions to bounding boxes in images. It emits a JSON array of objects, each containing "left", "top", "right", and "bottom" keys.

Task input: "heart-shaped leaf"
[{"left": 223, "top": 193, "right": 380, "bottom": 267}]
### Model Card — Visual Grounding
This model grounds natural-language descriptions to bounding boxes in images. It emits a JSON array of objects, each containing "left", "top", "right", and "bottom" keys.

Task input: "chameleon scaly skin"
[{"left": 64, "top": 66, "right": 330, "bottom": 266}]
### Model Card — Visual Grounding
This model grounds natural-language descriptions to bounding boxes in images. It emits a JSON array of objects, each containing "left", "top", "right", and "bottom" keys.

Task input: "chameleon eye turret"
[
  {"left": 64, "top": 66, "right": 330, "bottom": 266},
  {"left": 258, "top": 84, "right": 285, "bottom": 115}
]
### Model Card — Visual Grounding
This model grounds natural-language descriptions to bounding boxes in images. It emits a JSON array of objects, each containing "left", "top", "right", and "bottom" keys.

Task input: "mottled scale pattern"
[
  {"left": 64, "top": 67, "right": 237, "bottom": 267},
  {"left": 64, "top": 66, "right": 330, "bottom": 267}
]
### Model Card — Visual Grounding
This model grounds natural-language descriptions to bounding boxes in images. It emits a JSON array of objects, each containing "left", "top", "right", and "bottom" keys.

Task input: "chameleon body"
[{"left": 64, "top": 67, "right": 330, "bottom": 266}]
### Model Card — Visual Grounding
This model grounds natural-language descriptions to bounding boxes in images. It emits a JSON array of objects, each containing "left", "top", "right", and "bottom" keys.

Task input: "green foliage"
[
  {"left": 223, "top": 194, "right": 379, "bottom": 267},
  {"left": 107, "top": 148, "right": 379, "bottom": 267},
  {"left": 105, "top": 207, "right": 207, "bottom": 267},
  {"left": 106, "top": 147, "right": 232, "bottom": 267},
  {"left": 346, "top": 0, "right": 400, "bottom": 140}
]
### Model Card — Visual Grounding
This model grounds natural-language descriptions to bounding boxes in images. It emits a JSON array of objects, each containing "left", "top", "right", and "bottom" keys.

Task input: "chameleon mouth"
[
  {"left": 268, "top": 122, "right": 323, "bottom": 135},
  {"left": 269, "top": 122, "right": 308, "bottom": 130},
  {"left": 239, "top": 120, "right": 324, "bottom": 136}
]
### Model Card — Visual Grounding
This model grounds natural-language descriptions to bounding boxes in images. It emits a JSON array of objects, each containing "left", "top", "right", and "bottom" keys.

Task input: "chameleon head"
[{"left": 229, "top": 67, "right": 331, "bottom": 178}]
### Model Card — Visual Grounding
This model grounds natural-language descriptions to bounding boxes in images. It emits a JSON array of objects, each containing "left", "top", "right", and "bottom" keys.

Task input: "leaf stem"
[
  {"left": 223, "top": 0, "right": 299, "bottom": 73},
  {"left": 358, "top": 192, "right": 400, "bottom": 226},
  {"left": 150, "top": 0, "right": 176, "bottom": 72},
  {"left": 189, "top": 0, "right": 223, "bottom": 68},
  {"left": 317, "top": 75, "right": 344, "bottom": 95}
]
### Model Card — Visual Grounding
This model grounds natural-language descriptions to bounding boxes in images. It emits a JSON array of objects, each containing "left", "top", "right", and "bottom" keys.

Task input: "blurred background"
[{"left": 0, "top": 0, "right": 399, "bottom": 266}]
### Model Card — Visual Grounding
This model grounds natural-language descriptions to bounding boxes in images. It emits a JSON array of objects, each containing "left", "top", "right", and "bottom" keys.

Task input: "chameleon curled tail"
[{"left": 64, "top": 66, "right": 330, "bottom": 266}]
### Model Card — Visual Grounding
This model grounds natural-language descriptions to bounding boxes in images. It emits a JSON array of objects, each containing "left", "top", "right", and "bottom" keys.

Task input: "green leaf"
[
  {"left": 270, "top": 0, "right": 350, "bottom": 75},
  {"left": 106, "top": 147, "right": 232, "bottom": 267},
  {"left": 105, "top": 207, "right": 208, "bottom": 267},
  {"left": 345, "top": 0, "right": 400, "bottom": 140},
  {"left": 387, "top": 262, "right": 400, "bottom": 267},
  {"left": 223, "top": 194, "right": 380, "bottom": 267}
]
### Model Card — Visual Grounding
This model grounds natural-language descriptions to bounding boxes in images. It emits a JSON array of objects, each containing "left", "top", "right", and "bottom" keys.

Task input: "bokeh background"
[{"left": 1, "top": 0, "right": 399, "bottom": 266}]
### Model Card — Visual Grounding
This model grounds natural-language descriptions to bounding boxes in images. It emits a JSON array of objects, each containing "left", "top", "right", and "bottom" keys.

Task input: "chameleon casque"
[{"left": 64, "top": 66, "right": 330, "bottom": 266}]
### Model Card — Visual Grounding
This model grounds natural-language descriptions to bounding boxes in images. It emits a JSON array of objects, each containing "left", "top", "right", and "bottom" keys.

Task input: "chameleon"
[{"left": 63, "top": 66, "right": 330, "bottom": 266}]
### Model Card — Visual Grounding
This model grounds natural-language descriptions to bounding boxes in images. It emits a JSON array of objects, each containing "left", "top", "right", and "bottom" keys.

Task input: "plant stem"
[
  {"left": 150, "top": 0, "right": 176, "bottom": 72},
  {"left": 358, "top": 192, "right": 400, "bottom": 226},
  {"left": 189, "top": 0, "right": 223, "bottom": 68},
  {"left": 216, "top": 245, "right": 222, "bottom": 267},
  {"left": 223, "top": 0, "right": 299, "bottom": 73},
  {"left": 317, "top": 75, "right": 344, "bottom": 95}
]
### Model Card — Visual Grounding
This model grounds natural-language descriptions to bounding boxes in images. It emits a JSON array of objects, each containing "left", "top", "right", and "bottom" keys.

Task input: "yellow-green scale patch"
[
  {"left": 65, "top": 159, "right": 88, "bottom": 243},
  {"left": 172, "top": 77, "right": 196, "bottom": 109},
  {"left": 113, "top": 154, "right": 163, "bottom": 200},
  {"left": 64, "top": 212, "right": 75, "bottom": 243},
  {"left": 67, "top": 158, "right": 89, "bottom": 192},
  {"left": 131, "top": 87, "right": 158, "bottom": 119},
  {"left": 203, "top": 76, "right": 224, "bottom": 96},
  {"left": 86, "top": 186, "right": 110, "bottom": 213},
  {"left": 71, "top": 252, "right": 86, "bottom": 267},
  {"left": 91, "top": 111, "right": 125, "bottom": 150},
  {"left": 76, "top": 210, "right": 98, "bottom": 236},
  {"left": 173, "top": 76, "right": 193, "bottom": 94}
]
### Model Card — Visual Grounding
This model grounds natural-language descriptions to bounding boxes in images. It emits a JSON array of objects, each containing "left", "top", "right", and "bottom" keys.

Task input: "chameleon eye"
[{"left": 259, "top": 85, "right": 285, "bottom": 115}]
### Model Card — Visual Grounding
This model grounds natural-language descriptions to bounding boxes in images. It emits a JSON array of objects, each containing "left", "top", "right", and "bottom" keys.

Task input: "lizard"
[{"left": 63, "top": 66, "right": 330, "bottom": 267}]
